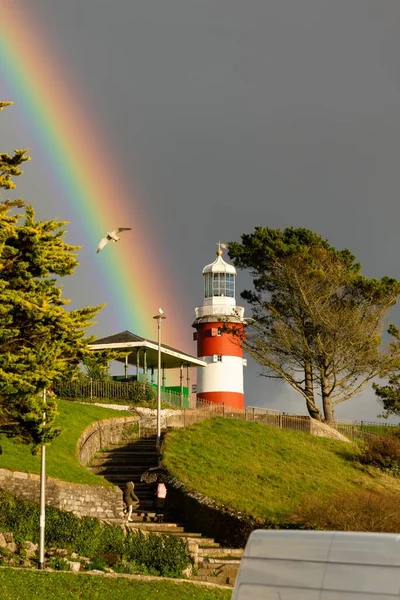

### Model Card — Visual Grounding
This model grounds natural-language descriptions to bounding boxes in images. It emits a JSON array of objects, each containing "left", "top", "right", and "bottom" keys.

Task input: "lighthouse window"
[
  {"left": 226, "top": 273, "right": 235, "bottom": 297},
  {"left": 204, "top": 273, "right": 213, "bottom": 298},
  {"left": 204, "top": 272, "right": 235, "bottom": 298}
]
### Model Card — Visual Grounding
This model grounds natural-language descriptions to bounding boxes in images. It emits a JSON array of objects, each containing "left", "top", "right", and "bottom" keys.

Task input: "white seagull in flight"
[{"left": 96, "top": 228, "right": 132, "bottom": 253}]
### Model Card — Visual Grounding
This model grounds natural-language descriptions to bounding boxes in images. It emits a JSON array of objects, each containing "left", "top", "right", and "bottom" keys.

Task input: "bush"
[
  {"left": 0, "top": 490, "right": 191, "bottom": 576},
  {"left": 290, "top": 489, "right": 400, "bottom": 532},
  {"left": 359, "top": 434, "right": 400, "bottom": 475},
  {"left": 87, "top": 556, "right": 108, "bottom": 571},
  {"left": 47, "top": 556, "right": 69, "bottom": 571},
  {"left": 123, "top": 530, "right": 191, "bottom": 578},
  {"left": 113, "top": 559, "right": 150, "bottom": 575}
]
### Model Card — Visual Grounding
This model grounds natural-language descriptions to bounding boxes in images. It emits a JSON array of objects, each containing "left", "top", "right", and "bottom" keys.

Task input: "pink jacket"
[{"left": 156, "top": 483, "right": 167, "bottom": 498}]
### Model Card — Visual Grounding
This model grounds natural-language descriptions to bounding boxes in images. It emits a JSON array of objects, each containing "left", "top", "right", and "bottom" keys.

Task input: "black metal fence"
[
  {"left": 54, "top": 379, "right": 400, "bottom": 440},
  {"left": 334, "top": 420, "right": 400, "bottom": 443}
]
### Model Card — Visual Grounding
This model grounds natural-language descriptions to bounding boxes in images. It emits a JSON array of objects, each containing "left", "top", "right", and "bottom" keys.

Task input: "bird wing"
[
  {"left": 96, "top": 236, "right": 109, "bottom": 253},
  {"left": 115, "top": 227, "right": 132, "bottom": 234}
]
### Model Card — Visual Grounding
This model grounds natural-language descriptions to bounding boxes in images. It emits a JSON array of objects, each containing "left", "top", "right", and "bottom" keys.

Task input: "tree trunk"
[
  {"left": 304, "top": 361, "right": 322, "bottom": 420},
  {"left": 320, "top": 367, "right": 335, "bottom": 423}
]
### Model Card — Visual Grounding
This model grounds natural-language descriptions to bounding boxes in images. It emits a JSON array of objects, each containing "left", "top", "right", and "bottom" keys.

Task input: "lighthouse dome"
[
  {"left": 202, "top": 250, "right": 236, "bottom": 275},
  {"left": 194, "top": 245, "right": 245, "bottom": 321}
]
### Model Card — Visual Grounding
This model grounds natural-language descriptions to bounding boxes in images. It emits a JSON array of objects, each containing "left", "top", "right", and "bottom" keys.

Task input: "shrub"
[
  {"left": 290, "top": 489, "right": 400, "bottom": 532},
  {"left": 113, "top": 559, "right": 150, "bottom": 575},
  {"left": 87, "top": 556, "right": 108, "bottom": 571},
  {"left": 123, "top": 530, "right": 191, "bottom": 577},
  {"left": 0, "top": 490, "right": 191, "bottom": 576},
  {"left": 359, "top": 435, "right": 400, "bottom": 475},
  {"left": 47, "top": 556, "right": 69, "bottom": 571}
]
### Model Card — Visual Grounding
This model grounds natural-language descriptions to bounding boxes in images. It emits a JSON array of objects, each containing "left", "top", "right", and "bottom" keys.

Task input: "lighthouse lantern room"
[{"left": 193, "top": 243, "right": 246, "bottom": 410}]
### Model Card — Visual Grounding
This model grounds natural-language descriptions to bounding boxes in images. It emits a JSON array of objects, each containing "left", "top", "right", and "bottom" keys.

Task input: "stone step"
[
  {"left": 190, "top": 574, "right": 235, "bottom": 586},
  {"left": 91, "top": 454, "right": 158, "bottom": 463},
  {"left": 198, "top": 556, "right": 242, "bottom": 565},
  {"left": 112, "top": 500, "right": 156, "bottom": 509},
  {"left": 91, "top": 469, "right": 157, "bottom": 477},
  {"left": 96, "top": 447, "right": 158, "bottom": 455},
  {"left": 91, "top": 464, "right": 156, "bottom": 473},
  {"left": 126, "top": 488, "right": 156, "bottom": 495},
  {"left": 105, "top": 518, "right": 217, "bottom": 544},
  {"left": 106, "top": 475, "right": 156, "bottom": 485},
  {"left": 92, "top": 479, "right": 155, "bottom": 490},
  {"left": 91, "top": 459, "right": 157, "bottom": 468},
  {"left": 185, "top": 537, "right": 220, "bottom": 547},
  {"left": 115, "top": 442, "right": 157, "bottom": 448},
  {"left": 100, "top": 478, "right": 154, "bottom": 488},
  {"left": 107, "top": 443, "right": 157, "bottom": 450},
  {"left": 197, "top": 563, "right": 239, "bottom": 573},
  {"left": 117, "top": 482, "right": 155, "bottom": 490},
  {"left": 107, "top": 517, "right": 184, "bottom": 530},
  {"left": 194, "top": 564, "right": 239, "bottom": 586},
  {"left": 198, "top": 547, "right": 243, "bottom": 558},
  {"left": 126, "top": 524, "right": 185, "bottom": 534}
]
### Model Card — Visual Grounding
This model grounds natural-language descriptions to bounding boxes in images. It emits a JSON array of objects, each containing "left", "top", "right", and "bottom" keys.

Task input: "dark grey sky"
[{"left": 2, "top": 0, "right": 400, "bottom": 420}]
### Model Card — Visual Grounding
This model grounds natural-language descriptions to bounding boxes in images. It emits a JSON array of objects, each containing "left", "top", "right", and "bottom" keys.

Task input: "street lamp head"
[{"left": 153, "top": 308, "right": 166, "bottom": 320}]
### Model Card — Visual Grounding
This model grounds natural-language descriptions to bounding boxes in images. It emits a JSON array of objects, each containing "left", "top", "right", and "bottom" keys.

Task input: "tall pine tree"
[
  {"left": 0, "top": 101, "right": 103, "bottom": 447},
  {"left": 228, "top": 227, "right": 400, "bottom": 422}
]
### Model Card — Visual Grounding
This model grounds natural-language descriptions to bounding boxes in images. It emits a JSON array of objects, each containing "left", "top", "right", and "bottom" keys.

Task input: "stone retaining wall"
[
  {"left": 0, "top": 416, "right": 140, "bottom": 519},
  {"left": 165, "top": 475, "right": 263, "bottom": 549},
  {"left": 0, "top": 468, "right": 121, "bottom": 519},
  {"left": 77, "top": 415, "right": 140, "bottom": 466}
]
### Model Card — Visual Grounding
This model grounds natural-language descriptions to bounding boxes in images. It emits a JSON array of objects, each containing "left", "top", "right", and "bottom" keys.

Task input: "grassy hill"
[
  {"left": 0, "top": 399, "right": 127, "bottom": 485},
  {"left": 161, "top": 418, "right": 400, "bottom": 523},
  {"left": 0, "top": 569, "right": 231, "bottom": 600}
]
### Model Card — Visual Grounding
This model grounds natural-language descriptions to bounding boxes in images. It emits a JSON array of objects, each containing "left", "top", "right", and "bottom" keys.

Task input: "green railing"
[{"left": 54, "top": 378, "right": 193, "bottom": 408}]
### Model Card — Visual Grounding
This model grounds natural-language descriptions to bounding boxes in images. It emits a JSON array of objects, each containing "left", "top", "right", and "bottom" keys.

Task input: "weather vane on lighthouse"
[{"left": 216, "top": 241, "right": 227, "bottom": 255}]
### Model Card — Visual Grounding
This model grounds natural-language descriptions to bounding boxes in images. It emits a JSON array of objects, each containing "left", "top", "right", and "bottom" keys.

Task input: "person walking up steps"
[
  {"left": 155, "top": 481, "right": 167, "bottom": 523},
  {"left": 123, "top": 481, "right": 139, "bottom": 522}
]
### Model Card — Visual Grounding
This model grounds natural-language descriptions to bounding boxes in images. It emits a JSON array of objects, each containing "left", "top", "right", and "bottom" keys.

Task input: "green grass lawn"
[
  {"left": 0, "top": 399, "right": 127, "bottom": 485},
  {"left": 162, "top": 418, "right": 400, "bottom": 522},
  {"left": 0, "top": 569, "right": 231, "bottom": 600}
]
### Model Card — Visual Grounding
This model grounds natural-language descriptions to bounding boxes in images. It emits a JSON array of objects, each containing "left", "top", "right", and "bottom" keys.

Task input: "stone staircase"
[
  {"left": 88, "top": 433, "right": 242, "bottom": 586},
  {"left": 89, "top": 434, "right": 159, "bottom": 510}
]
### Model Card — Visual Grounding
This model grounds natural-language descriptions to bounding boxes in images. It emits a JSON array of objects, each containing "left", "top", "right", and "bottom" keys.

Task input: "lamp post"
[
  {"left": 38, "top": 387, "right": 46, "bottom": 569},
  {"left": 153, "top": 309, "right": 166, "bottom": 448}
]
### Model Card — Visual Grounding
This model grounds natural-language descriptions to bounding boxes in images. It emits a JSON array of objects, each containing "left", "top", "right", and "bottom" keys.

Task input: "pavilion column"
[
  {"left": 124, "top": 355, "right": 128, "bottom": 380},
  {"left": 151, "top": 367, "right": 154, "bottom": 384},
  {"left": 186, "top": 366, "right": 191, "bottom": 408},
  {"left": 136, "top": 349, "right": 140, "bottom": 382},
  {"left": 162, "top": 362, "right": 166, "bottom": 388},
  {"left": 180, "top": 363, "right": 184, "bottom": 408},
  {"left": 143, "top": 348, "right": 147, "bottom": 383}
]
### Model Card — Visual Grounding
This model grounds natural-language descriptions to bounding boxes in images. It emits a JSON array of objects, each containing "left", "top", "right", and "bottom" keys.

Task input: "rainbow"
[{"left": 0, "top": 0, "right": 190, "bottom": 350}]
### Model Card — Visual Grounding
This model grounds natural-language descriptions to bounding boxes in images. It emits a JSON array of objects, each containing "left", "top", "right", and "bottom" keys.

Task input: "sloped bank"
[
  {"left": 0, "top": 416, "right": 140, "bottom": 519},
  {"left": 161, "top": 420, "right": 350, "bottom": 547},
  {"left": 164, "top": 473, "right": 267, "bottom": 548}
]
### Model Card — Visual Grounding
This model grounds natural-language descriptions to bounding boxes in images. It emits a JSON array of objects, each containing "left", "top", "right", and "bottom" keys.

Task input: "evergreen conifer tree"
[
  {"left": 0, "top": 102, "right": 103, "bottom": 447},
  {"left": 228, "top": 227, "right": 400, "bottom": 422}
]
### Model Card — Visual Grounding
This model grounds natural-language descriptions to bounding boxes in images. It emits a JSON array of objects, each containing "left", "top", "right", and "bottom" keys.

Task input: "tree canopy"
[
  {"left": 373, "top": 326, "right": 400, "bottom": 418},
  {"left": 228, "top": 226, "right": 400, "bottom": 422},
  {"left": 0, "top": 102, "right": 103, "bottom": 448}
]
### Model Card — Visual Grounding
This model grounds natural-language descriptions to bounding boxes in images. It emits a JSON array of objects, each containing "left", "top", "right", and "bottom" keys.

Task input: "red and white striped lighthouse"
[{"left": 192, "top": 244, "right": 246, "bottom": 410}]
